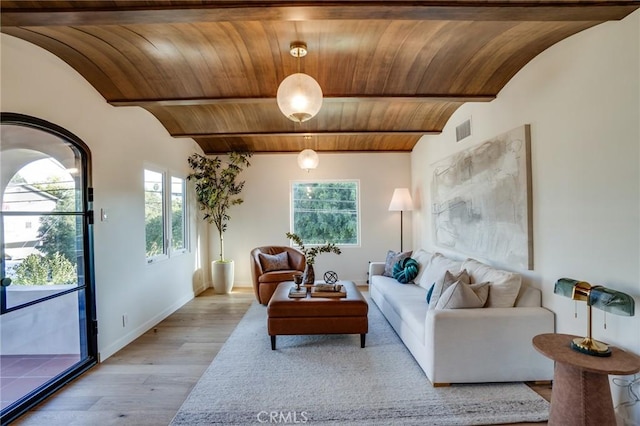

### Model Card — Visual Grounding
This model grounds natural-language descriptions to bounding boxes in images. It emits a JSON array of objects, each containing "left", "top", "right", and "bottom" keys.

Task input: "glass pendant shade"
[
  {"left": 277, "top": 73, "right": 323, "bottom": 123},
  {"left": 297, "top": 149, "right": 319, "bottom": 171},
  {"left": 554, "top": 278, "right": 635, "bottom": 316}
]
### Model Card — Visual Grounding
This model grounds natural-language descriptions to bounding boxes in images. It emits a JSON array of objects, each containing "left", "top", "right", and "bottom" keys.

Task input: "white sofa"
[{"left": 369, "top": 250, "right": 555, "bottom": 386}]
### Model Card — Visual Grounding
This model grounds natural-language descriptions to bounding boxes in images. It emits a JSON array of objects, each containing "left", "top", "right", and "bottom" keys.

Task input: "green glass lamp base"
[{"left": 571, "top": 337, "right": 612, "bottom": 357}]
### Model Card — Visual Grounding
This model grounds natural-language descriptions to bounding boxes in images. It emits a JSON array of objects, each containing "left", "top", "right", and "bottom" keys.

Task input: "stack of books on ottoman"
[
  {"left": 310, "top": 283, "right": 346, "bottom": 298},
  {"left": 288, "top": 283, "right": 347, "bottom": 298}
]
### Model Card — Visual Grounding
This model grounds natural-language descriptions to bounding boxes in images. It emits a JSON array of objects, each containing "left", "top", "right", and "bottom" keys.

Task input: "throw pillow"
[
  {"left": 418, "top": 252, "right": 463, "bottom": 290},
  {"left": 410, "top": 249, "right": 432, "bottom": 287},
  {"left": 428, "top": 269, "right": 470, "bottom": 310},
  {"left": 383, "top": 250, "right": 412, "bottom": 277},
  {"left": 258, "top": 251, "right": 289, "bottom": 272},
  {"left": 461, "top": 258, "right": 522, "bottom": 308},
  {"left": 392, "top": 257, "right": 419, "bottom": 284},
  {"left": 426, "top": 283, "right": 435, "bottom": 303},
  {"left": 435, "top": 281, "right": 490, "bottom": 309}
]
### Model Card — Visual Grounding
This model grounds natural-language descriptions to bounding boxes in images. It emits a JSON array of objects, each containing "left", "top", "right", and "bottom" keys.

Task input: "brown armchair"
[{"left": 250, "top": 246, "right": 306, "bottom": 305}]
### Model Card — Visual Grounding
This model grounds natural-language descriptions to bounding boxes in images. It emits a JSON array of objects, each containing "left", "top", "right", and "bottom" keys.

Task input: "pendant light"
[
  {"left": 297, "top": 148, "right": 319, "bottom": 172},
  {"left": 277, "top": 42, "right": 323, "bottom": 123}
]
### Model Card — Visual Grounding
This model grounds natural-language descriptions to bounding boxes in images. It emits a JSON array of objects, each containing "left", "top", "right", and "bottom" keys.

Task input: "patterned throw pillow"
[
  {"left": 383, "top": 250, "right": 412, "bottom": 277},
  {"left": 258, "top": 251, "right": 290, "bottom": 272},
  {"left": 393, "top": 257, "right": 419, "bottom": 284}
]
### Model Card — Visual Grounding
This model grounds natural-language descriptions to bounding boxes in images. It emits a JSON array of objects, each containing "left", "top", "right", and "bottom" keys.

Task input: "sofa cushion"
[
  {"left": 435, "top": 280, "right": 489, "bottom": 309},
  {"left": 411, "top": 249, "right": 433, "bottom": 287},
  {"left": 383, "top": 250, "right": 412, "bottom": 277},
  {"left": 419, "top": 252, "right": 462, "bottom": 291},
  {"left": 393, "top": 257, "right": 420, "bottom": 284},
  {"left": 429, "top": 269, "right": 470, "bottom": 310},
  {"left": 259, "top": 251, "right": 290, "bottom": 272},
  {"left": 462, "top": 258, "right": 522, "bottom": 308},
  {"left": 514, "top": 284, "right": 542, "bottom": 307},
  {"left": 376, "top": 280, "right": 428, "bottom": 345}
]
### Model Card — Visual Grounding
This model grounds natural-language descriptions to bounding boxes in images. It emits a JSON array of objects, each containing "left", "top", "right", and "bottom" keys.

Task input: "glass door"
[{"left": 0, "top": 113, "right": 97, "bottom": 424}]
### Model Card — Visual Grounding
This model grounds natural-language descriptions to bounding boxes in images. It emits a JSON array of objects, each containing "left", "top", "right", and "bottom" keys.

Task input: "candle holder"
[{"left": 293, "top": 273, "right": 303, "bottom": 290}]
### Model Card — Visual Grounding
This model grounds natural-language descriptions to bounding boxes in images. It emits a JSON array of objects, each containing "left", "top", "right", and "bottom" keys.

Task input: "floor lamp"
[{"left": 388, "top": 188, "right": 413, "bottom": 252}]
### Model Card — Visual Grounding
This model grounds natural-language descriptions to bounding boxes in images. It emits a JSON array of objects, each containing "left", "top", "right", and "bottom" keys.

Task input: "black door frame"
[{"left": 0, "top": 112, "right": 98, "bottom": 425}]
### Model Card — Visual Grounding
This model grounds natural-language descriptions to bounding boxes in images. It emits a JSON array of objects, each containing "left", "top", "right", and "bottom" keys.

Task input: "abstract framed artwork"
[{"left": 431, "top": 124, "right": 533, "bottom": 270}]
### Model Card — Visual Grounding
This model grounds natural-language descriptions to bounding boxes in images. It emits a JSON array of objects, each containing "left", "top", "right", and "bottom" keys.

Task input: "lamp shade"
[
  {"left": 388, "top": 188, "right": 414, "bottom": 211},
  {"left": 297, "top": 149, "right": 319, "bottom": 171},
  {"left": 277, "top": 73, "right": 323, "bottom": 123},
  {"left": 555, "top": 278, "right": 635, "bottom": 316}
]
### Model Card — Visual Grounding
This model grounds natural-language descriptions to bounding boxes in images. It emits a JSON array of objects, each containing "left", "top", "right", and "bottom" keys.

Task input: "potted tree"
[{"left": 188, "top": 152, "right": 252, "bottom": 294}]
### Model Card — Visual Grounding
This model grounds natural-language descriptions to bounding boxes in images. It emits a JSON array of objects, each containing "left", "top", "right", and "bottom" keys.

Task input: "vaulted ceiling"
[{"left": 1, "top": 1, "right": 638, "bottom": 154}]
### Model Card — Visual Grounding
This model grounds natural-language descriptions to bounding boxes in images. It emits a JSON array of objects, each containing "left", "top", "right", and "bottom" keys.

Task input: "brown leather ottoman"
[{"left": 267, "top": 280, "right": 368, "bottom": 350}]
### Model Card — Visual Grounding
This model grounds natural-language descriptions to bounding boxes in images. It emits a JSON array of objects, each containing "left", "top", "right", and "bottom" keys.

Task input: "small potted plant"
[
  {"left": 286, "top": 232, "right": 341, "bottom": 284},
  {"left": 188, "top": 152, "right": 252, "bottom": 294}
]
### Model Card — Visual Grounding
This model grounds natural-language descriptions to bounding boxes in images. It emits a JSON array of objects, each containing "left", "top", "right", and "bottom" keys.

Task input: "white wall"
[
  {"left": 412, "top": 10, "right": 639, "bottom": 418},
  {"left": 217, "top": 152, "right": 412, "bottom": 288},
  {"left": 1, "top": 34, "right": 210, "bottom": 361}
]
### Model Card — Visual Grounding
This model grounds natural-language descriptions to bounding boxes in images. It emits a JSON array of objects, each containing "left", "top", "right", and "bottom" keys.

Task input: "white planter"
[{"left": 212, "top": 260, "right": 234, "bottom": 294}]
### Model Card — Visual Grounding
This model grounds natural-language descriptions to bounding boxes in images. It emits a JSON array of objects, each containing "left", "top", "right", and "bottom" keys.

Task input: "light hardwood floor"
[{"left": 13, "top": 287, "right": 551, "bottom": 425}]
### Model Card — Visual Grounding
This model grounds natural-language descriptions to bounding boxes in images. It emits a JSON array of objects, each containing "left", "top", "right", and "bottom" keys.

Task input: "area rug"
[{"left": 171, "top": 297, "right": 550, "bottom": 425}]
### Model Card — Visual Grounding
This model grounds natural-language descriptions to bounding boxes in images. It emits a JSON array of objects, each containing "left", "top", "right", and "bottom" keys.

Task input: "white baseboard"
[{"left": 98, "top": 291, "right": 195, "bottom": 361}]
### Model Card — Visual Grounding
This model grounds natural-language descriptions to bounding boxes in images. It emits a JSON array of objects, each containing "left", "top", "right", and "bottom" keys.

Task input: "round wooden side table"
[{"left": 533, "top": 333, "right": 640, "bottom": 426}]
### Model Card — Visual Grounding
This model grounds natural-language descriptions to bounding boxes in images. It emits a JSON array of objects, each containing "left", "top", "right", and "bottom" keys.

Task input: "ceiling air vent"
[{"left": 456, "top": 119, "right": 472, "bottom": 142}]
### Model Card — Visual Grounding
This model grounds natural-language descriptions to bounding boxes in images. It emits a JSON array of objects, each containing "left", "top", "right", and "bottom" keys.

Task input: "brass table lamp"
[{"left": 554, "top": 278, "right": 635, "bottom": 357}]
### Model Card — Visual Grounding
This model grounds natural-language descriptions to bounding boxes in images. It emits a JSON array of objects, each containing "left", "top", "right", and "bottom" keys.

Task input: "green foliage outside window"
[
  {"left": 9, "top": 177, "right": 80, "bottom": 285},
  {"left": 37, "top": 206, "right": 78, "bottom": 263},
  {"left": 145, "top": 214, "right": 164, "bottom": 257},
  {"left": 34, "top": 178, "right": 80, "bottom": 264},
  {"left": 145, "top": 200, "right": 184, "bottom": 255},
  {"left": 171, "top": 177, "right": 186, "bottom": 251},
  {"left": 145, "top": 173, "right": 187, "bottom": 257},
  {"left": 13, "top": 252, "right": 77, "bottom": 285},
  {"left": 292, "top": 181, "right": 359, "bottom": 245},
  {"left": 171, "top": 203, "right": 184, "bottom": 251},
  {"left": 145, "top": 170, "right": 165, "bottom": 258}
]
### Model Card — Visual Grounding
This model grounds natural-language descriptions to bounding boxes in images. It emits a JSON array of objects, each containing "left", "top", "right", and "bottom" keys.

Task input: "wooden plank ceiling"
[{"left": 1, "top": 1, "right": 638, "bottom": 154}]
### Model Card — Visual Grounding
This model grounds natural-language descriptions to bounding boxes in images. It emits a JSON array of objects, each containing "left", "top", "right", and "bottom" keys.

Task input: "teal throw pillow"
[
  {"left": 393, "top": 257, "right": 419, "bottom": 284},
  {"left": 426, "top": 283, "right": 435, "bottom": 303}
]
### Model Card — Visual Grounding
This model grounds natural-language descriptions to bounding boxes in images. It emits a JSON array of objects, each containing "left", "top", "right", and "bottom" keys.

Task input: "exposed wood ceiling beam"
[
  {"left": 109, "top": 95, "right": 495, "bottom": 107},
  {"left": 2, "top": 1, "right": 637, "bottom": 27},
  {"left": 173, "top": 131, "right": 437, "bottom": 138}
]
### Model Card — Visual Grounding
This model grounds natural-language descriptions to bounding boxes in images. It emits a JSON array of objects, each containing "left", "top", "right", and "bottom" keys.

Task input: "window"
[
  {"left": 144, "top": 169, "right": 188, "bottom": 262},
  {"left": 291, "top": 181, "right": 359, "bottom": 245},
  {"left": 4, "top": 157, "right": 83, "bottom": 295},
  {"left": 170, "top": 176, "right": 186, "bottom": 253},
  {"left": 144, "top": 169, "right": 165, "bottom": 260}
]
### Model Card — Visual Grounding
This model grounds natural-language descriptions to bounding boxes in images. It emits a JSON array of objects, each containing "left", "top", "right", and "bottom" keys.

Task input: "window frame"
[
  {"left": 289, "top": 179, "right": 361, "bottom": 247},
  {"left": 144, "top": 166, "right": 167, "bottom": 263},
  {"left": 144, "top": 166, "right": 189, "bottom": 264},
  {"left": 169, "top": 174, "right": 188, "bottom": 256}
]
